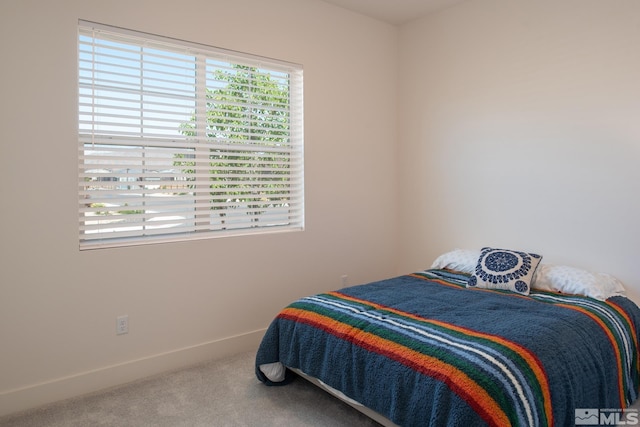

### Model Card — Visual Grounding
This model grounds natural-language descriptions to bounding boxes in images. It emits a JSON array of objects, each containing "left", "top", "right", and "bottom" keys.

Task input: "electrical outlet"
[{"left": 116, "top": 315, "right": 129, "bottom": 335}]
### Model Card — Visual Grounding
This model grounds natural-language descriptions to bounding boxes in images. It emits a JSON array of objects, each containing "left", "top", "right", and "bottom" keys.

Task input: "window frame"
[{"left": 78, "top": 21, "right": 304, "bottom": 250}]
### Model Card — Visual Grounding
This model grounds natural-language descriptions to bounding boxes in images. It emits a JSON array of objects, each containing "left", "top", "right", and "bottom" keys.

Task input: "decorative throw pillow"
[
  {"left": 430, "top": 249, "right": 481, "bottom": 274},
  {"left": 467, "top": 247, "right": 542, "bottom": 295}
]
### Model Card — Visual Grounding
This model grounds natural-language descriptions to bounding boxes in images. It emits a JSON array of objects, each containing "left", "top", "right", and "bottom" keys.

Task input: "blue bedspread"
[{"left": 255, "top": 269, "right": 640, "bottom": 426}]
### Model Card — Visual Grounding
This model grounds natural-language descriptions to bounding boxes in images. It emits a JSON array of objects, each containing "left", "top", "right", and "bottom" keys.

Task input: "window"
[{"left": 78, "top": 21, "right": 304, "bottom": 250}]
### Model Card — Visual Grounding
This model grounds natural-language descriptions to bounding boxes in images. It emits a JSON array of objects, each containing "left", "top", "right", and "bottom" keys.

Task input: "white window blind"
[{"left": 78, "top": 21, "right": 304, "bottom": 250}]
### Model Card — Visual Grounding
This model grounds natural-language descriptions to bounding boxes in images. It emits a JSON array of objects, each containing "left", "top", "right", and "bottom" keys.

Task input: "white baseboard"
[{"left": 0, "top": 328, "right": 266, "bottom": 417}]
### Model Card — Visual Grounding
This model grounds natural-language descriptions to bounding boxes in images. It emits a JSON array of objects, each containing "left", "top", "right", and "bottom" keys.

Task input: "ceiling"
[{"left": 320, "top": 0, "right": 468, "bottom": 25}]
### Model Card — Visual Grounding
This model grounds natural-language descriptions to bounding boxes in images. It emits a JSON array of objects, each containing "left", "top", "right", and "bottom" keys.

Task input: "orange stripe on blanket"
[
  {"left": 608, "top": 299, "right": 640, "bottom": 394},
  {"left": 328, "top": 290, "right": 554, "bottom": 426},
  {"left": 280, "top": 307, "right": 511, "bottom": 427},
  {"left": 607, "top": 301, "right": 639, "bottom": 348},
  {"left": 410, "top": 273, "right": 534, "bottom": 301},
  {"left": 557, "top": 303, "right": 625, "bottom": 408},
  {"left": 408, "top": 273, "right": 464, "bottom": 289}
]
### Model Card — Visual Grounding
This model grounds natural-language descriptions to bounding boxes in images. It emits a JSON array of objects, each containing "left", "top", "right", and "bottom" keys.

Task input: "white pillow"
[
  {"left": 430, "top": 249, "right": 480, "bottom": 274},
  {"left": 532, "top": 264, "right": 626, "bottom": 301}
]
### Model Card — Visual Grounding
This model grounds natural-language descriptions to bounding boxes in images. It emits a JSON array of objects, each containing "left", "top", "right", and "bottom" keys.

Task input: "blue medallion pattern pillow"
[{"left": 467, "top": 247, "right": 542, "bottom": 295}]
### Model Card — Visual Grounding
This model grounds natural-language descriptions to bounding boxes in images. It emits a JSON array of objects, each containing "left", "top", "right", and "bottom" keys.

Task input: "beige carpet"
[
  {"left": 0, "top": 351, "right": 382, "bottom": 427},
  {"left": 6, "top": 350, "right": 638, "bottom": 426}
]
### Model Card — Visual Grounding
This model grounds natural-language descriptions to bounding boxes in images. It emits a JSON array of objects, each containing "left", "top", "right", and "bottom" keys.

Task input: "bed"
[{"left": 255, "top": 248, "right": 640, "bottom": 426}]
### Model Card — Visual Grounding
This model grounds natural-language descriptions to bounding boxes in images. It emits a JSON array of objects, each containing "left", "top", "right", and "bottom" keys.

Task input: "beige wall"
[
  {"left": 398, "top": 0, "right": 640, "bottom": 302},
  {"left": 3, "top": 0, "right": 640, "bottom": 417},
  {"left": 0, "top": 0, "right": 399, "bottom": 415}
]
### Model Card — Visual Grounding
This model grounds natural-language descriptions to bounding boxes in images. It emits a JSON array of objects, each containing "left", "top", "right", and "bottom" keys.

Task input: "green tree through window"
[{"left": 176, "top": 64, "right": 293, "bottom": 229}]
